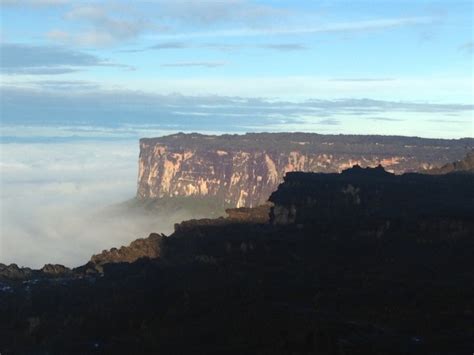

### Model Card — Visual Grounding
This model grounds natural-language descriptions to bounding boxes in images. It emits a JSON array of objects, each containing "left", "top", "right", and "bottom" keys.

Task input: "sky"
[
  {"left": 0, "top": 0, "right": 473, "bottom": 138},
  {"left": 0, "top": 0, "right": 473, "bottom": 267}
]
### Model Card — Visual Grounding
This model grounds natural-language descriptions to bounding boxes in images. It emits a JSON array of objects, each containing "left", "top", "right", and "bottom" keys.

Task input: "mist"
[{"left": 0, "top": 139, "right": 194, "bottom": 268}]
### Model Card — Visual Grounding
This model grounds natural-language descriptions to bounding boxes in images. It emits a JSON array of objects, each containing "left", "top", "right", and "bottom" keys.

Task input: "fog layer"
[{"left": 0, "top": 139, "right": 191, "bottom": 268}]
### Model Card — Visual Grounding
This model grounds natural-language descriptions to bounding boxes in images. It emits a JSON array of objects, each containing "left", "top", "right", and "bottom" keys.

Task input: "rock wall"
[
  {"left": 90, "top": 233, "right": 166, "bottom": 267},
  {"left": 268, "top": 166, "right": 474, "bottom": 234},
  {"left": 137, "top": 133, "right": 473, "bottom": 207}
]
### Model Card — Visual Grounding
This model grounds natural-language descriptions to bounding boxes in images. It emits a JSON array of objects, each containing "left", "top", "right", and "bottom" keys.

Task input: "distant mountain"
[{"left": 137, "top": 132, "right": 473, "bottom": 209}]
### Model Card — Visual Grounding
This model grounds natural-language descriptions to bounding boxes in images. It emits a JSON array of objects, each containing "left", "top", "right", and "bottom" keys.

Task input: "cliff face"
[
  {"left": 137, "top": 133, "right": 472, "bottom": 208},
  {"left": 269, "top": 166, "right": 474, "bottom": 239}
]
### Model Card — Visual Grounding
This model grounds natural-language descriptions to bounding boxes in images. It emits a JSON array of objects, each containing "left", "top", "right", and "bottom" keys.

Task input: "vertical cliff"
[
  {"left": 269, "top": 166, "right": 474, "bottom": 228},
  {"left": 137, "top": 133, "right": 472, "bottom": 208}
]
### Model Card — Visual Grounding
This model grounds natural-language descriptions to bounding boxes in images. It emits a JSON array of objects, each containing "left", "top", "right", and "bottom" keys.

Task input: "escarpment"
[
  {"left": 269, "top": 165, "right": 474, "bottom": 239},
  {"left": 137, "top": 132, "right": 472, "bottom": 208}
]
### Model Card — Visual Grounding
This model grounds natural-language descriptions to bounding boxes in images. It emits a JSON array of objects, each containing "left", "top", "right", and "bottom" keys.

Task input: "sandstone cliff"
[{"left": 137, "top": 132, "right": 472, "bottom": 207}]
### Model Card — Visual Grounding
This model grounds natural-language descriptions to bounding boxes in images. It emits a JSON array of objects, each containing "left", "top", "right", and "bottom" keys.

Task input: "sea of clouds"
[{"left": 0, "top": 134, "right": 195, "bottom": 268}]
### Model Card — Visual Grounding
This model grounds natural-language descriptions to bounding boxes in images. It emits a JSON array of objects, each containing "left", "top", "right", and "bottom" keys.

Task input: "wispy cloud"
[
  {"left": 1, "top": 0, "right": 69, "bottom": 6},
  {"left": 0, "top": 43, "right": 131, "bottom": 75},
  {"left": 259, "top": 43, "right": 308, "bottom": 51},
  {"left": 151, "top": 16, "right": 436, "bottom": 39},
  {"left": 29, "top": 80, "right": 100, "bottom": 90},
  {"left": 330, "top": 78, "right": 395, "bottom": 82},
  {"left": 429, "top": 118, "right": 471, "bottom": 124},
  {"left": 122, "top": 41, "right": 308, "bottom": 53},
  {"left": 364, "top": 117, "right": 404, "bottom": 122},
  {"left": 458, "top": 41, "right": 474, "bottom": 55},
  {"left": 2, "top": 85, "right": 472, "bottom": 138},
  {"left": 119, "top": 41, "right": 189, "bottom": 53},
  {"left": 156, "top": 0, "right": 289, "bottom": 26},
  {"left": 4, "top": 67, "right": 81, "bottom": 75},
  {"left": 149, "top": 41, "right": 189, "bottom": 50},
  {"left": 318, "top": 118, "right": 340, "bottom": 125},
  {"left": 47, "top": 4, "right": 152, "bottom": 47},
  {"left": 160, "top": 61, "right": 227, "bottom": 68}
]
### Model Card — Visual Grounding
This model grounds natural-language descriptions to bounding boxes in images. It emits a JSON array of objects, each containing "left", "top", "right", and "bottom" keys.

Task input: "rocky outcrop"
[
  {"left": 90, "top": 233, "right": 166, "bottom": 267},
  {"left": 40, "top": 264, "right": 71, "bottom": 276},
  {"left": 0, "top": 263, "right": 70, "bottom": 281},
  {"left": 0, "top": 263, "right": 33, "bottom": 280},
  {"left": 137, "top": 132, "right": 472, "bottom": 208},
  {"left": 173, "top": 203, "right": 271, "bottom": 233},
  {"left": 225, "top": 203, "right": 272, "bottom": 223}
]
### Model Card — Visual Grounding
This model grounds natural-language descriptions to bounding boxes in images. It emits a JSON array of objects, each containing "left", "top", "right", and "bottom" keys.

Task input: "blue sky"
[{"left": 0, "top": 0, "right": 473, "bottom": 138}]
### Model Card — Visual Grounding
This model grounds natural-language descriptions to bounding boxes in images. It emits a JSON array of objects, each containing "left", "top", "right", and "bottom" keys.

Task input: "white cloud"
[
  {"left": 47, "top": 4, "right": 151, "bottom": 47},
  {"left": 1, "top": 0, "right": 69, "bottom": 5},
  {"left": 161, "top": 61, "right": 227, "bottom": 68},
  {"left": 0, "top": 140, "right": 198, "bottom": 268},
  {"left": 80, "top": 75, "right": 471, "bottom": 103},
  {"left": 0, "top": 43, "right": 131, "bottom": 75},
  {"left": 149, "top": 16, "right": 436, "bottom": 39},
  {"left": 145, "top": 0, "right": 289, "bottom": 26},
  {"left": 459, "top": 41, "right": 474, "bottom": 55},
  {"left": 1, "top": 83, "right": 472, "bottom": 139}
]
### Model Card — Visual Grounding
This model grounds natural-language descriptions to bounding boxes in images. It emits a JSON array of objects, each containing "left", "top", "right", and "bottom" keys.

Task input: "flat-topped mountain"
[{"left": 137, "top": 132, "right": 473, "bottom": 208}]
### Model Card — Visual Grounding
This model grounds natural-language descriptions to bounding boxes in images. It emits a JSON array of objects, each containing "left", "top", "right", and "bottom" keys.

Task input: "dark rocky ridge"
[
  {"left": 0, "top": 263, "right": 72, "bottom": 281},
  {"left": 1, "top": 166, "right": 473, "bottom": 354},
  {"left": 90, "top": 233, "right": 166, "bottom": 268},
  {"left": 137, "top": 132, "right": 473, "bottom": 208},
  {"left": 270, "top": 165, "right": 474, "bottom": 226}
]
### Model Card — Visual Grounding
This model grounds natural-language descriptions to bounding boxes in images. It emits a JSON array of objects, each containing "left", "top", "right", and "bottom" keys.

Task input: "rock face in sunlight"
[
  {"left": 137, "top": 132, "right": 473, "bottom": 208},
  {"left": 90, "top": 233, "right": 166, "bottom": 267},
  {"left": 0, "top": 263, "right": 72, "bottom": 281}
]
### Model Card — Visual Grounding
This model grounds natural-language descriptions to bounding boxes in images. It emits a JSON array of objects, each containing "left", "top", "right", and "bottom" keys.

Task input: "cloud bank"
[
  {"left": 1, "top": 84, "right": 472, "bottom": 138},
  {"left": 0, "top": 140, "right": 195, "bottom": 268},
  {"left": 0, "top": 43, "right": 130, "bottom": 75}
]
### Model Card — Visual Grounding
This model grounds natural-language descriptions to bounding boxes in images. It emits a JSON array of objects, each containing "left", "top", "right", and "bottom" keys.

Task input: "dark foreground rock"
[{"left": 1, "top": 166, "right": 473, "bottom": 355}]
